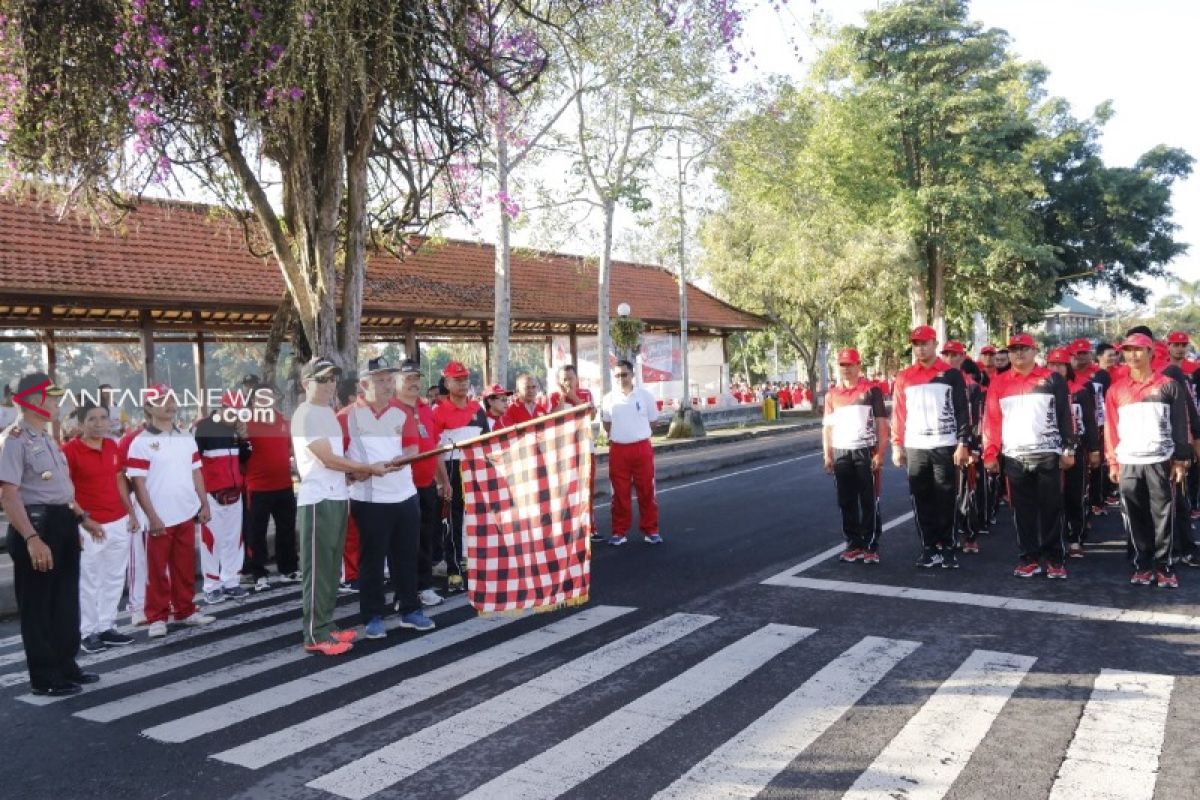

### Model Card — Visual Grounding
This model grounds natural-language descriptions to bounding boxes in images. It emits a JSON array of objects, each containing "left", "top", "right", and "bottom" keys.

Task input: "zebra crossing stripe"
[
  {"left": 211, "top": 605, "right": 635, "bottom": 769},
  {"left": 305, "top": 612, "right": 719, "bottom": 800},
  {"left": 457, "top": 623, "right": 815, "bottom": 800},
  {"left": 71, "top": 596, "right": 471, "bottom": 721},
  {"left": 141, "top": 611, "right": 521, "bottom": 743},
  {"left": 844, "top": 649, "right": 1035, "bottom": 799},
  {"left": 1, "top": 593, "right": 311, "bottom": 688},
  {"left": 1048, "top": 669, "right": 1174, "bottom": 800},
  {"left": 652, "top": 635, "right": 920, "bottom": 799}
]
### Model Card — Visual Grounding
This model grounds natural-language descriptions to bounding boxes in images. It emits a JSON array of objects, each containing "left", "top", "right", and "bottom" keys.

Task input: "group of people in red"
[{"left": 824, "top": 323, "right": 1200, "bottom": 588}]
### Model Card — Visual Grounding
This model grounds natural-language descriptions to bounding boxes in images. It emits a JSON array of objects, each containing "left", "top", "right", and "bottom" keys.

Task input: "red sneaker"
[
  {"left": 331, "top": 629, "right": 358, "bottom": 643},
  {"left": 1130, "top": 570, "right": 1154, "bottom": 586},
  {"left": 304, "top": 640, "right": 353, "bottom": 656},
  {"left": 962, "top": 541, "right": 980, "bottom": 554},
  {"left": 1067, "top": 543, "right": 1084, "bottom": 559},
  {"left": 1090, "top": 506, "right": 1107, "bottom": 517},
  {"left": 839, "top": 548, "right": 864, "bottom": 563},
  {"left": 862, "top": 551, "right": 880, "bottom": 564},
  {"left": 1046, "top": 563, "right": 1067, "bottom": 579},
  {"left": 1013, "top": 561, "right": 1042, "bottom": 578},
  {"left": 1156, "top": 570, "right": 1179, "bottom": 589}
]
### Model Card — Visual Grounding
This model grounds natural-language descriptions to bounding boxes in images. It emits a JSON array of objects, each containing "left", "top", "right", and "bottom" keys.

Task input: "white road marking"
[
  {"left": 1048, "top": 669, "right": 1175, "bottom": 800},
  {"left": 306, "top": 612, "right": 718, "bottom": 800},
  {"left": 768, "top": 576, "right": 1200, "bottom": 631},
  {"left": 459, "top": 624, "right": 814, "bottom": 800},
  {"left": 141, "top": 611, "right": 521, "bottom": 743},
  {"left": 68, "top": 596, "right": 471, "bottom": 718},
  {"left": 844, "top": 649, "right": 1036, "bottom": 799},
  {"left": 761, "top": 512, "right": 915, "bottom": 583},
  {"left": 653, "top": 635, "right": 920, "bottom": 799},
  {"left": 212, "top": 605, "right": 634, "bottom": 769}
]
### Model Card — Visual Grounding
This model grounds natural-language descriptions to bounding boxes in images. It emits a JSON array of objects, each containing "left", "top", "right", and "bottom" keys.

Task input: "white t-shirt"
[
  {"left": 600, "top": 387, "right": 656, "bottom": 444},
  {"left": 292, "top": 402, "right": 348, "bottom": 506},
  {"left": 341, "top": 400, "right": 417, "bottom": 504},
  {"left": 124, "top": 426, "right": 202, "bottom": 528}
]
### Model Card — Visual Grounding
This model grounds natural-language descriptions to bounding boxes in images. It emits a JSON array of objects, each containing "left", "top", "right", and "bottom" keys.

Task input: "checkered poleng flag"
[{"left": 461, "top": 404, "right": 593, "bottom": 613}]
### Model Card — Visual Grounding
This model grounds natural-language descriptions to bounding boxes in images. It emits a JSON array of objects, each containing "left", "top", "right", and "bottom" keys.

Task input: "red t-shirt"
[
  {"left": 245, "top": 416, "right": 293, "bottom": 492},
  {"left": 501, "top": 398, "right": 551, "bottom": 428},
  {"left": 62, "top": 437, "right": 127, "bottom": 524},
  {"left": 396, "top": 399, "right": 440, "bottom": 488}
]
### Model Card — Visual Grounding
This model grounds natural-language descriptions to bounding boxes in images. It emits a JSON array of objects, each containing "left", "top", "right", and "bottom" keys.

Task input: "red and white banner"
[{"left": 461, "top": 405, "right": 593, "bottom": 613}]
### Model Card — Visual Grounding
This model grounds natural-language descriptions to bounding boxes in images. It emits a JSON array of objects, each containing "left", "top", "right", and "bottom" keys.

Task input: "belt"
[{"left": 23, "top": 503, "right": 71, "bottom": 514}]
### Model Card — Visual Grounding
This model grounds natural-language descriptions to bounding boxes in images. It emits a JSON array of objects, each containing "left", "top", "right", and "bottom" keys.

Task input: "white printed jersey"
[{"left": 998, "top": 394, "right": 1063, "bottom": 457}]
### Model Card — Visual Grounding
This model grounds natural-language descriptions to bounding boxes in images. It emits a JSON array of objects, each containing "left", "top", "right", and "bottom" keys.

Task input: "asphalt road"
[{"left": 3, "top": 429, "right": 1199, "bottom": 799}]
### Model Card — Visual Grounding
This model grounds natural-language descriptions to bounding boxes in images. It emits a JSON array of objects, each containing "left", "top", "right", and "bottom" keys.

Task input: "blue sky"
[{"left": 740, "top": 0, "right": 1200, "bottom": 304}]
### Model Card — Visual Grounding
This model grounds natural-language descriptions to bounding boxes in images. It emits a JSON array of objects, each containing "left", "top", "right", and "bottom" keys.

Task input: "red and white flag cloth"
[{"left": 461, "top": 404, "right": 593, "bottom": 613}]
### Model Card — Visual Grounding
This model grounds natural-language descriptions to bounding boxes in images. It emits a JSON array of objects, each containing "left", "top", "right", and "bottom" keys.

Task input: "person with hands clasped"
[
  {"left": 1105, "top": 334, "right": 1193, "bottom": 588},
  {"left": 823, "top": 348, "right": 889, "bottom": 564},
  {"left": 125, "top": 383, "right": 216, "bottom": 638},
  {"left": 0, "top": 373, "right": 107, "bottom": 696}
]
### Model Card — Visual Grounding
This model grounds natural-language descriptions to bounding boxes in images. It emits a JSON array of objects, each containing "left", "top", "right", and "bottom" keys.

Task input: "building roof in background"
[
  {"left": 1044, "top": 295, "right": 1106, "bottom": 318},
  {"left": 0, "top": 195, "right": 764, "bottom": 337}
]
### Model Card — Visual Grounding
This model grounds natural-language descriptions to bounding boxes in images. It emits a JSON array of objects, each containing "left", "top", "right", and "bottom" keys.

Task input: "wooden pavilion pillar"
[
  {"left": 404, "top": 319, "right": 418, "bottom": 362},
  {"left": 139, "top": 310, "right": 156, "bottom": 385},
  {"left": 193, "top": 330, "right": 207, "bottom": 417},
  {"left": 568, "top": 323, "right": 579, "bottom": 367},
  {"left": 40, "top": 330, "right": 57, "bottom": 383}
]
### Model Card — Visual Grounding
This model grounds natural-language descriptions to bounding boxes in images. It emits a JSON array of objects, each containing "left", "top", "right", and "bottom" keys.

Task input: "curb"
[{"left": 594, "top": 418, "right": 822, "bottom": 464}]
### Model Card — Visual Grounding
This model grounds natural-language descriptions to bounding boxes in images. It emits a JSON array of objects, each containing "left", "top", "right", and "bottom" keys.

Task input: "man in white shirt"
[
  {"left": 600, "top": 360, "right": 661, "bottom": 546},
  {"left": 338, "top": 357, "right": 435, "bottom": 638},
  {"left": 293, "top": 357, "right": 386, "bottom": 657}
]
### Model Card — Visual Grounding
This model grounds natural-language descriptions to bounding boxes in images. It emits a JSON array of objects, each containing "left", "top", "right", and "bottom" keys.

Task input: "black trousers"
[
  {"left": 833, "top": 448, "right": 880, "bottom": 552},
  {"left": 986, "top": 457, "right": 1004, "bottom": 522},
  {"left": 245, "top": 487, "right": 298, "bottom": 577},
  {"left": 6, "top": 505, "right": 82, "bottom": 690},
  {"left": 1171, "top": 481, "right": 1196, "bottom": 559},
  {"left": 1119, "top": 461, "right": 1176, "bottom": 571},
  {"left": 444, "top": 460, "right": 466, "bottom": 577},
  {"left": 968, "top": 461, "right": 990, "bottom": 536},
  {"left": 1005, "top": 454, "right": 1066, "bottom": 564},
  {"left": 416, "top": 483, "right": 440, "bottom": 591},
  {"left": 352, "top": 496, "right": 420, "bottom": 621},
  {"left": 1063, "top": 457, "right": 1089, "bottom": 545},
  {"left": 906, "top": 446, "right": 957, "bottom": 552}
]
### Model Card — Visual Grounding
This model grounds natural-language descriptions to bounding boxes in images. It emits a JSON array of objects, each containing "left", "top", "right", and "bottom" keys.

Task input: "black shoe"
[
  {"left": 30, "top": 683, "right": 82, "bottom": 697},
  {"left": 98, "top": 628, "right": 135, "bottom": 647},
  {"left": 915, "top": 551, "right": 943, "bottom": 568},
  {"left": 941, "top": 552, "right": 960, "bottom": 569},
  {"left": 67, "top": 671, "right": 100, "bottom": 685},
  {"left": 80, "top": 634, "right": 108, "bottom": 654},
  {"left": 590, "top": 533, "right": 606, "bottom": 543},
  {"left": 1181, "top": 553, "right": 1200, "bottom": 568}
]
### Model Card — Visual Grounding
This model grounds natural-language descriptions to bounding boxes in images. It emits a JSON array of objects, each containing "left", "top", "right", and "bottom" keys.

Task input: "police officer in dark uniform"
[{"left": 0, "top": 373, "right": 106, "bottom": 696}]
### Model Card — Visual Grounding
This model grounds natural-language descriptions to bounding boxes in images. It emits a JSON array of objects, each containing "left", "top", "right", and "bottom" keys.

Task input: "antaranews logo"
[{"left": 61, "top": 386, "right": 279, "bottom": 425}]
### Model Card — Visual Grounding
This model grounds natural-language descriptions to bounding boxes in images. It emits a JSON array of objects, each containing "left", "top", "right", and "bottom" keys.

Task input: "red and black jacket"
[
  {"left": 1160, "top": 364, "right": 1200, "bottom": 441},
  {"left": 1104, "top": 372, "right": 1192, "bottom": 466},
  {"left": 982, "top": 366, "right": 1075, "bottom": 462},
  {"left": 1067, "top": 375, "right": 1099, "bottom": 455},
  {"left": 823, "top": 378, "right": 887, "bottom": 452},
  {"left": 193, "top": 417, "right": 250, "bottom": 493},
  {"left": 891, "top": 359, "right": 970, "bottom": 450}
]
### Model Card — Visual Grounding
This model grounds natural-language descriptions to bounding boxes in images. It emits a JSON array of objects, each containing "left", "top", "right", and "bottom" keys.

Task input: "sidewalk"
[{"left": 0, "top": 414, "right": 823, "bottom": 617}]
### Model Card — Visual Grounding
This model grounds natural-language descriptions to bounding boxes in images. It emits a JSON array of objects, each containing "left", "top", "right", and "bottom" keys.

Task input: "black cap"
[
  {"left": 15, "top": 372, "right": 65, "bottom": 398},
  {"left": 360, "top": 356, "right": 401, "bottom": 376},
  {"left": 398, "top": 358, "right": 421, "bottom": 375},
  {"left": 302, "top": 357, "right": 341, "bottom": 380},
  {"left": 241, "top": 373, "right": 262, "bottom": 387}
]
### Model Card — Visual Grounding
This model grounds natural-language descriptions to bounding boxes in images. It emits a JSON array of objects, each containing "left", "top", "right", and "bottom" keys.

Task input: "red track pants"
[
  {"left": 608, "top": 439, "right": 659, "bottom": 536},
  {"left": 145, "top": 520, "right": 198, "bottom": 623}
]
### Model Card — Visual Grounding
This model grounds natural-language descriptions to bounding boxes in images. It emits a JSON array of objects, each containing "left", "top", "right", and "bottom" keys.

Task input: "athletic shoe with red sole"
[
  {"left": 1013, "top": 562, "right": 1042, "bottom": 578},
  {"left": 1156, "top": 570, "right": 1179, "bottom": 589},
  {"left": 862, "top": 551, "right": 880, "bottom": 564},
  {"left": 1045, "top": 563, "right": 1067, "bottom": 579},
  {"left": 839, "top": 548, "right": 864, "bottom": 563},
  {"left": 962, "top": 541, "right": 980, "bottom": 554},
  {"left": 331, "top": 630, "right": 357, "bottom": 643},
  {"left": 305, "top": 640, "right": 353, "bottom": 656},
  {"left": 1130, "top": 570, "right": 1154, "bottom": 586},
  {"left": 1067, "top": 543, "right": 1084, "bottom": 558}
]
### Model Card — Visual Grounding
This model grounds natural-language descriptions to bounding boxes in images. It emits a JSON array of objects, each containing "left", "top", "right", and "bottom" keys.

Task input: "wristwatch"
[{"left": 75, "top": 509, "right": 90, "bottom": 524}]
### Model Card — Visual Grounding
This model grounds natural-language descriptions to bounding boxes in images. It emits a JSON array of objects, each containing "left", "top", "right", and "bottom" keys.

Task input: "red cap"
[
  {"left": 441, "top": 361, "right": 469, "bottom": 379},
  {"left": 979, "top": 345, "right": 996, "bottom": 355},
  {"left": 909, "top": 325, "right": 937, "bottom": 343},
  {"left": 1120, "top": 333, "right": 1154, "bottom": 350},
  {"left": 940, "top": 340, "right": 965, "bottom": 355},
  {"left": 144, "top": 383, "right": 172, "bottom": 404},
  {"left": 836, "top": 348, "right": 861, "bottom": 366},
  {"left": 482, "top": 383, "right": 511, "bottom": 399},
  {"left": 1168, "top": 331, "right": 1190, "bottom": 344},
  {"left": 220, "top": 389, "right": 245, "bottom": 408},
  {"left": 1047, "top": 347, "right": 1072, "bottom": 364},
  {"left": 1069, "top": 338, "right": 1092, "bottom": 354},
  {"left": 1007, "top": 333, "right": 1036, "bottom": 349}
]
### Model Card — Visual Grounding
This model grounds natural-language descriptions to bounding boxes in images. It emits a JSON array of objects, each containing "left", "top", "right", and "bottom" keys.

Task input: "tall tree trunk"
[
  {"left": 931, "top": 246, "right": 947, "bottom": 344},
  {"left": 493, "top": 134, "right": 512, "bottom": 387},
  {"left": 340, "top": 96, "right": 376, "bottom": 371},
  {"left": 909, "top": 269, "right": 929, "bottom": 327},
  {"left": 263, "top": 291, "right": 294, "bottom": 388},
  {"left": 675, "top": 137, "right": 690, "bottom": 408},
  {"left": 598, "top": 196, "right": 616, "bottom": 394}
]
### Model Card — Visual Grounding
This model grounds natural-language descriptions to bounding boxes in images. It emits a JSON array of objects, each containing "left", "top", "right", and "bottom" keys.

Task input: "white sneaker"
[
  {"left": 278, "top": 571, "right": 301, "bottom": 584},
  {"left": 147, "top": 620, "right": 167, "bottom": 638},
  {"left": 431, "top": 560, "right": 447, "bottom": 577},
  {"left": 130, "top": 610, "right": 147, "bottom": 626},
  {"left": 253, "top": 577, "right": 271, "bottom": 593},
  {"left": 181, "top": 611, "right": 215, "bottom": 626},
  {"left": 419, "top": 589, "right": 444, "bottom": 607}
]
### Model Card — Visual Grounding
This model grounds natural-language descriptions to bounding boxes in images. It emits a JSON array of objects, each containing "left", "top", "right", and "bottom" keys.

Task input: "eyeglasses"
[
  {"left": 614, "top": 372, "right": 631, "bottom": 378},
  {"left": 312, "top": 376, "right": 336, "bottom": 384}
]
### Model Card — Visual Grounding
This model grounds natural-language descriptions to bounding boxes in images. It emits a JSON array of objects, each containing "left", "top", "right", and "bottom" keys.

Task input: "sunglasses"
[
  {"left": 312, "top": 375, "right": 336, "bottom": 384},
  {"left": 614, "top": 372, "right": 632, "bottom": 378}
]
